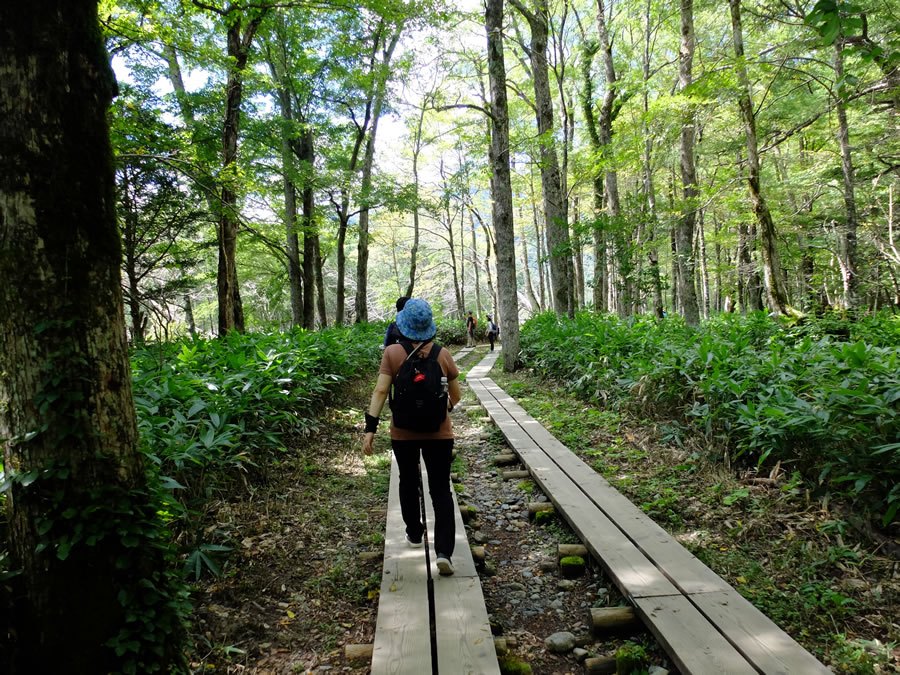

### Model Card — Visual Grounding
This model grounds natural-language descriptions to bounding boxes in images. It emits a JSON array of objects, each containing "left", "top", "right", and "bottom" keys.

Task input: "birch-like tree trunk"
[
  {"left": 676, "top": 0, "right": 701, "bottom": 326},
  {"left": 509, "top": 0, "right": 572, "bottom": 316},
  {"left": 0, "top": 3, "right": 185, "bottom": 669},
  {"left": 833, "top": 38, "right": 860, "bottom": 312},
  {"left": 487, "top": 0, "right": 520, "bottom": 370},
  {"left": 729, "top": 0, "right": 791, "bottom": 315}
]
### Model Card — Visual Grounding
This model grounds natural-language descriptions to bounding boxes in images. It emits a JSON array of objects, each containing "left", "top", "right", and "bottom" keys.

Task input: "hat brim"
[{"left": 395, "top": 312, "right": 436, "bottom": 341}]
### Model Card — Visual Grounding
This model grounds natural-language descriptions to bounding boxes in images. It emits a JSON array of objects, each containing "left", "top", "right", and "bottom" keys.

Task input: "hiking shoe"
[
  {"left": 406, "top": 533, "right": 423, "bottom": 548},
  {"left": 436, "top": 556, "right": 455, "bottom": 576}
]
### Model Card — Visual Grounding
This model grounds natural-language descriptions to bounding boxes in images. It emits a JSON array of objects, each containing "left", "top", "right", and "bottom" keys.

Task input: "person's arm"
[
  {"left": 448, "top": 378, "right": 462, "bottom": 410},
  {"left": 363, "top": 372, "right": 393, "bottom": 455}
]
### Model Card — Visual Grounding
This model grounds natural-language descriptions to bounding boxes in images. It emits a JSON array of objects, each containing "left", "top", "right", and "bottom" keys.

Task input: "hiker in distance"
[
  {"left": 382, "top": 296, "right": 409, "bottom": 348},
  {"left": 465, "top": 310, "right": 476, "bottom": 347},
  {"left": 486, "top": 314, "right": 499, "bottom": 352},
  {"left": 363, "top": 298, "right": 462, "bottom": 576}
]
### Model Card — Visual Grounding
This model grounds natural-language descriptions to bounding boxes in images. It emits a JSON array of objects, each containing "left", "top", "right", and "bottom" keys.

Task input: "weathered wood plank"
[
  {"left": 691, "top": 590, "right": 830, "bottom": 674},
  {"left": 485, "top": 382, "right": 730, "bottom": 595},
  {"left": 467, "top": 350, "right": 501, "bottom": 380},
  {"left": 633, "top": 595, "right": 757, "bottom": 675},
  {"left": 372, "top": 457, "right": 433, "bottom": 675},
  {"left": 433, "top": 575, "right": 501, "bottom": 674}
]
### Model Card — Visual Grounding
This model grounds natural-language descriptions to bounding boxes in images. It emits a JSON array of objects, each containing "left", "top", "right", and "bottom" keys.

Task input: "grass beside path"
[{"left": 489, "top": 367, "right": 900, "bottom": 674}]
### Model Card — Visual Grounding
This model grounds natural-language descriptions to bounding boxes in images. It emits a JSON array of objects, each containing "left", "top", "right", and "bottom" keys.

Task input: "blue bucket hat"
[{"left": 395, "top": 298, "right": 436, "bottom": 341}]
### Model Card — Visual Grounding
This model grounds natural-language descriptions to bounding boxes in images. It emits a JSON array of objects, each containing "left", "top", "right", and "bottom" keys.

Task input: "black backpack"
[{"left": 389, "top": 342, "right": 448, "bottom": 432}]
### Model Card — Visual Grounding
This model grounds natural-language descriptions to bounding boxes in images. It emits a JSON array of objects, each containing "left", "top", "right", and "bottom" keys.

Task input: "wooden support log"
[
  {"left": 494, "top": 637, "right": 508, "bottom": 656},
  {"left": 583, "top": 655, "right": 617, "bottom": 674},
  {"left": 450, "top": 472, "right": 460, "bottom": 483},
  {"left": 501, "top": 469, "right": 530, "bottom": 481},
  {"left": 557, "top": 543, "right": 588, "bottom": 561},
  {"left": 344, "top": 644, "right": 373, "bottom": 663},
  {"left": 493, "top": 453, "right": 518, "bottom": 466},
  {"left": 451, "top": 446, "right": 458, "bottom": 459},
  {"left": 470, "top": 545, "right": 485, "bottom": 563},
  {"left": 527, "top": 502, "right": 555, "bottom": 519},
  {"left": 356, "top": 551, "right": 382, "bottom": 563},
  {"left": 590, "top": 606, "right": 639, "bottom": 632},
  {"left": 459, "top": 504, "right": 476, "bottom": 524}
]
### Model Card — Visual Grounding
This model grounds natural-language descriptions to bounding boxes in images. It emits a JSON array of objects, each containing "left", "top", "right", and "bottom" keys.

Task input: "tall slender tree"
[{"left": 487, "top": 0, "right": 520, "bottom": 370}]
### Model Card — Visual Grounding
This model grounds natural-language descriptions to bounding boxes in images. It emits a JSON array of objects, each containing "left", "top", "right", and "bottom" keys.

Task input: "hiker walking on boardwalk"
[
  {"left": 486, "top": 315, "right": 499, "bottom": 352},
  {"left": 383, "top": 296, "right": 409, "bottom": 348},
  {"left": 465, "top": 310, "right": 476, "bottom": 347},
  {"left": 363, "top": 298, "right": 462, "bottom": 576}
]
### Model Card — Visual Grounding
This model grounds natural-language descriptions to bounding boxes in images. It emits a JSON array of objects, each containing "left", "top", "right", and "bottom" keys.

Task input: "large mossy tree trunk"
[
  {"left": 486, "top": 0, "right": 520, "bottom": 371},
  {"left": 0, "top": 3, "right": 185, "bottom": 671},
  {"left": 299, "top": 128, "right": 317, "bottom": 329},
  {"left": 276, "top": 85, "right": 304, "bottom": 327}
]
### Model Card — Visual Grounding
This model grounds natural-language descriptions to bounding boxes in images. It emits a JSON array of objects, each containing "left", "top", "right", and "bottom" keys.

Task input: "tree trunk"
[
  {"left": 469, "top": 210, "right": 484, "bottom": 317},
  {"left": 355, "top": 27, "right": 402, "bottom": 323},
  {"left": 729, "top": 0, "right": 791, "bottom": 316},
  {"left": 579, "top": 44, "right": 608, "bottom": 312},
  {"left": 676, "top": 0, "right": 701, "bottom": 326},
  {"left": 300, "top": 129, "right": 316, "bottom": 329},
  {"left": 0, "top": 4, "right": 185, "bottom": 670},
  {"left": 643, "top": 0, "right": 664, "bottom": 319},
  {"left": 595, "top": 0, "right": 622, "bottom": 314},
  {"left": 699, "top": 208, "right": 711, "bottom": 318},
  {"left": 520, "top": 210, "right": 541, "bottom": 312},
  {"left": 509, "top": 0, "right": 571, "bottom": 316},
  {"left": 314, "top": 236, "right": 328, "bottom": 326},
  {"left": 572, "top": 197, "right": 586, "bottom": 309},
  {"left": 833, "top": 38, "right": 860, "bottom": 312},
  {"left": 406, "top": 104, "right": 426, "bottom": 298},
  {"left": 487, "top": 0, "right": 520, "bottom": 370},
  {"left": 184, "top": 291, "right": 197, "bottom": 336},
  {"left": 217, "top": 11, "right": 266, "bottom": 335},
  {"left": 277, "top": 86, "right": 304, "bottom": 327}
]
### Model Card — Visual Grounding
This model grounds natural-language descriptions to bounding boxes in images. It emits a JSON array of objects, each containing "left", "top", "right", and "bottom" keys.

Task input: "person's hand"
[{"left": 363, "top": 431, "right": 375, "bottom": 456}]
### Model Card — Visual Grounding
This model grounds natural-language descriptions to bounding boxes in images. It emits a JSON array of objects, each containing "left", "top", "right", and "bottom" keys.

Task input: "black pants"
[
  {"left": 488, "top": 332, "right": 495, "bottom": 350},
  {"left": 392, "top": 439, "right": 455, "bottom": 559}
]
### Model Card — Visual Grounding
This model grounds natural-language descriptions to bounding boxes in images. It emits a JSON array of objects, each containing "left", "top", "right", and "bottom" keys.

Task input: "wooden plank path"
[
  {"left": 371, "top": 345, "right": 500, "bottom": 675},
  {"left": 467, "top": 354, "right": 830, "bottom": 675}
]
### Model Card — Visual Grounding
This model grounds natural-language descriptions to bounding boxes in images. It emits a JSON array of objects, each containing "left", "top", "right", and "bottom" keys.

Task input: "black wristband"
[
  {"left": 364, "top": 413, "right": 379, "bottom": 433},
  {"left": 448, "top": 402, "right": 455, "bottom": 413}
]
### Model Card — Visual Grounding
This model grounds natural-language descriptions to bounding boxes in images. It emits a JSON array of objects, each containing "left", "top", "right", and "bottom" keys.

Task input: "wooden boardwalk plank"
[
  {"left": 691, "top": 590, "right": 831, "bottom": 674},
  {"left": 467, "top": 349, "right": 500, "bottom": 380},
  {"left": 482, "top": 380, "right": 729, "bottom": 595},
  {"left": 633, "top": 595, "right": 757, "bottom": 675},
  {"left": 372, "top": 457, "right": 433, "bottom": 675},
  {"left": 471, "top": 370, "right": 828, "bottom": 674},
  {"left": 433, "top": 574, "right": 501, "bottom": 675}
]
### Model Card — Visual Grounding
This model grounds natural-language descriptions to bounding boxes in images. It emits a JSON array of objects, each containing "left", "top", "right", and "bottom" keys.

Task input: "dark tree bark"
[
  {"left": 676, "top": 0, "right": 701, "bottom": 326},
  {"left": 314, "top": 236, "right": 328, "bottom": 326},
  {"left": 299, "top": 129, "right": 316, "bottom": 329},
  {"left": 729, "top": 0, "right": 791, "bottom": 316},
  {"left": 217, "top": 8, "right": 267, "bottom": 335},
  {"left": 0, "top": 3, "right": 185, "bottom": 671}
]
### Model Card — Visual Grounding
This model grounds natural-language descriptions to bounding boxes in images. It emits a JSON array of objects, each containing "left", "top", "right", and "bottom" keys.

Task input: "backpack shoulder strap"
[{"left": 428, "top": 344, "right": 442, "bottom": 361}]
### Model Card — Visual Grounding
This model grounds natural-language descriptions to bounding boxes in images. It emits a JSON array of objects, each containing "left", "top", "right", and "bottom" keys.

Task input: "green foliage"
[
  {"left": 520, "top": 311, "right": 900, "bottom": 524},
  {"left": 498, "top": 655, "right": 533, "bottom": 675},
  {"left": 615, "top": 641, "right": 649, "bottom": 674}
]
